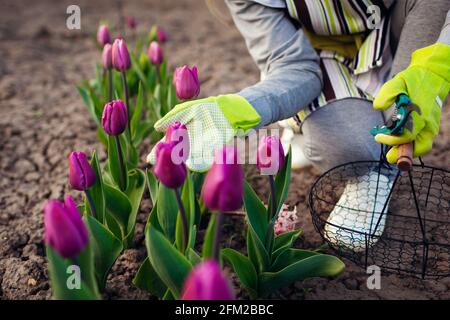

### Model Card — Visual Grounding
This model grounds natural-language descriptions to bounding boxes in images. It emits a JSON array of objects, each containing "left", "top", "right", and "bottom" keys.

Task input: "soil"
[{"left": 1, "top": 0, "right": 449, "bottom": 300}]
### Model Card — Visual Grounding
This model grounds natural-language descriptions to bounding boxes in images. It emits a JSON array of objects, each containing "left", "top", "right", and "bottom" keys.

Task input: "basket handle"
[{"left": 397, "top": 142, "right": 413, "bottom": 171}]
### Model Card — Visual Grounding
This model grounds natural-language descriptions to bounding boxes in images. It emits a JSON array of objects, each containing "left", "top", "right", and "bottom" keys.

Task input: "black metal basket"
[{"left": 308, "top": 160, "right": 450, "bottom": 278}]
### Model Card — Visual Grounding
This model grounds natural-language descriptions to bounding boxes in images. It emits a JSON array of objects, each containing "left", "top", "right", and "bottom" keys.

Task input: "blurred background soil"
[{"left": 0, "top": 0, "right": 449, "bottom": 300}]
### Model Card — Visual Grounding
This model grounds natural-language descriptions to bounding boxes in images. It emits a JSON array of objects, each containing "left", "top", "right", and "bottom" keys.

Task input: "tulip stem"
[
  {"left": 84, "top": 190, "right": 97, "bottom": 219},
  {"left": 107, "top": 69, "right": 113, "bottom": 102},
  {"left": 115, "top": 135, "right": 127, "bottom": 191},
  {"left": 268, "top": 175, "right": 277, "bottom": 221},
  {"left": 174, "top": 188, "right": 189, "bottom": 253},
  {"left": 212, "top": 213, "right": 224, "bottom": 262},
  {"left": 120, "top": 72, "right": 132, "bottom": 144}
]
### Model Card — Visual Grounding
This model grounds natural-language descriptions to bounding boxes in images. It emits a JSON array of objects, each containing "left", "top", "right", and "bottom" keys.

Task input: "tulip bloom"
[
  {"left": 148, "top": 41, "right": 163, "bottom": 65},
  {"left": 153, "top": 141, "right": 187, "bottom": 189},
  {"left": 157, "top": 27, "right": 167, "bottom": 43},
  {"left": 201, "top": 146, "right": 244, "bottom": 212},
  {"left": 102, "top": 43, "right": 113, "bottom": 70},
  {"left": 126, "top": 16, "right": 137, "bottom": 29},
  {"left": 44, "top": 196, "right": 89, "bottom": 259},
  {"left": 181, "top": 260, "right": 234, "bottom": 300},
  {"left": 173, "top": 66, "right": 200, "bottom": 100},
  {"left": 165, "top": 121, "right": 189, "bottom": 162},
  {"left": 68, "top": 151, "right": 96, "bottom": 191},
  {"left": 97, "top": 25, "right": 111, "bottom": 46},
  {"left": 102, "top": 99, "right": 128, "bottom": 136},
  {"left": 256, "top": 135, "right": 285, "bottom": 175},
  {"left": 111, "top": 38, "right": 131, "bottom": 71}
]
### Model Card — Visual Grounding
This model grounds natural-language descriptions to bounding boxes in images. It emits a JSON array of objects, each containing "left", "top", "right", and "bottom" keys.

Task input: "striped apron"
[{"left": 283, "top": 0, "right": 395, "bottom": 131}]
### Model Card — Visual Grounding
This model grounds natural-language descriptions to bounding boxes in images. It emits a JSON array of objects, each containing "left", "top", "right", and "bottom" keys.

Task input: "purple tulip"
[
  {"left": 257, "top": 135, "right": 285, "bottom": 175},
  {"left": 97, "top": 25, "right": 111, "bottom": 46},
  {"left": 102, "top": 99, "right": 128, "bottom": 136},
  {"left": 153, "top": 141, "right": 187, "bottom": 189},
  {"left": 165, "top": 122, "right": 189, "bottom": 162},
  {"left": 181, "top": 260, "right": 234, "bottom": 300},
  {"left": 201, "top": 146, "right": 244, "bottom": 212},
  {"left": 148, "top": 41, "right": 163, "bottom": 65},
  {"left": 44, "top": 196, "right": 89, "bottom": 259},
  {"left": 112, "top": 38, "right": 131, "bottom": 71},
  {"left": 68, "top": 151, "right": 96, "bottom": 191},
  {"left": 157, "top": 27, "right": 167, "bottom": 43},
  {"left": 102, "top": 43, "right": 113, "bottom": 70},
  {"left": 173, "top": 66, "right": 200, "bottom": 100},
  {"left": 126, "top": 16, "right": 137, "bottom": 29}
]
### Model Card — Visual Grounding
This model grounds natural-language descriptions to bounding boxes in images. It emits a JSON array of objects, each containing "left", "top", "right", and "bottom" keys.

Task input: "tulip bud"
[
  {"left": 112, "top": 38, "right": 131, "bottom": 71},
  {"left": 102, "top": 99, "right": 128, "bottom": 136},
  {"left": 44, "top": 196, "right": 89, "bottom": 259},
  {"left": 68, "top": 151, "right": 96, "bottom": 191},
  {"left": 153, "top": 141, "right": 187, "bottom": 189},
  {"left": 201, "top": 146, "right": 244, "bottom": 212},
  {"left": 173, "top": 66, "right": 200, "bottom": 100},
  {"left": 256, "top": 135, "right": 285, "bottom": 175},
  {"left": 126, "top": 16, "right": 137, "bottom": 29},
  {"left": 165, "top": 122, "right": 190, "bottom": 162},
  {"left": 102, "top": 43, "right": 113, "bottom": 70},
  {"left": 157, "top": 27, "right": 167, "bottom": 43},
  {"left": 97, "top": 25, "right": 111, "bottom": 46},
  {"left": 181, "top": 260, "right": 234, "bottom": 300},
  {"left": 148, "top": 41, "right": 163, "bottom": 65}
]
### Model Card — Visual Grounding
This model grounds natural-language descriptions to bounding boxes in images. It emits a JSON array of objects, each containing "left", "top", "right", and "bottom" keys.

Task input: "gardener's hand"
[
  {"left": 147, "top": 94, "right": 261, "bottom": 171},
  {"left": 373, "top": 43, "right": 450, "bottom": 164}
]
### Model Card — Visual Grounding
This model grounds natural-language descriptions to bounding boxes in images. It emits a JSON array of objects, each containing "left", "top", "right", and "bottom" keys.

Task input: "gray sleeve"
[
  {"left": 438, "top": 10, "right": 450, "bottom": 45},
  {"left": 225, "top": 0, "right": 322, "bottom": 128}
]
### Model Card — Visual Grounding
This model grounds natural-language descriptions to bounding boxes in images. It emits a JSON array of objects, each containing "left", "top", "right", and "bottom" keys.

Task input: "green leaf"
[
  {"left": 270, "top": 248, "right": 319, "bottom": 272},
  {"left": 259, "top": 254, "right": 345, "bottom": 297},
  {"left": 243, "top": 181, "right": 268, "bottom": 244},
  {"left": 202, "top": 213, "right": 217, "bottom": 259},
  {"left": 271, "top": 229, "right": 302, "bottom": 261},
  {"left": 167, "top": 82, "right": 178, "bottom": 111},
  {"left": 46, "top": 245, "right": 100, "bottom": 300},
  {"left": 156, "top": 184, "right": 179, "bottom": 243},
  {"left": 247, "top": 223, "right": 270, "bottom": 273},
  {"left": 85, "top": 215, "right": 123, "bottom": 290},
  {"left": 187, "top": 248, "right": 202, "bottom": 266},
  {"left": 104, "top": 183, "right": 132, "bottom": 236},
  {"left": 269, "top": 148, "right": 292, "bottom": 222},
  {"left": 131, "top": 82, "right": 144, "bottom": 140},
  {"left": 76, "top": 84, "right": 100, "bottom": 125},
  {"left": 146, "top": 226, "right": 192, "bottom": 298},
  {"left": 123, "top": 169, "right": 146, "bottom": 247},
  {"left": 176, "top": 174, "right": 196, "bottom": 252},
  {"left": 222, "top": 248, "right": 258, "bottom": 299},
  {"left": 133, "top": 257, "right": 167, "bottom": 298},
  {"left": 85, "top": 151, "right": 105, "bottom": 223},
  {"left": 107, "top": 135, "right": 128, "bottom": 191}
]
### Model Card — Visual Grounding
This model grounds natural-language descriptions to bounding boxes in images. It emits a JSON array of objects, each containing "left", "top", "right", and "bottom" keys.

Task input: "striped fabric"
[{"left": 284, "top": 0, "right": 394, "bottom": 131}]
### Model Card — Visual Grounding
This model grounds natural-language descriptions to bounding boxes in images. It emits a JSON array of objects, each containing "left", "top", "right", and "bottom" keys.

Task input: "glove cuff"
[
  {"left": 216, "top": 94, "right": 261, "bottom": 132},
  {"left": 410, "top": 43, "right": 450, "bottom": 83}
]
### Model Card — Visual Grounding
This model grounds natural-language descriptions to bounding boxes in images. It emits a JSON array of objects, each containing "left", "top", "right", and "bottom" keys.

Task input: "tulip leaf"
[
  {"left": 167, "top": 82, "right": 178, "bottom": 111},
  {"left": 146, "top": 201, "right": 163, "bottom": 234},
  {"left": 156, "top": 184, "right": 179, "bottom": 243},
  {"left": 176, "top": 174, "right": 197, "bottom": 253},
  {"left": 133, "top": 257, "right": 167, "bottom": 298},
  {"left": 270, "top": 248, "right": 319, "bottom": 272},
  {"left": 146, "top": 226, "right": 192, "bottom": 298},
  {"left": 123, "top": 169, "right": 146, "bottom": 247},
  {"left": 259, "top": 254, "right": 345, "bottom": 297},
  {"left": 243, "top": 181, "right": 268, "bottom": 243},
  {"left": 202, "top": 213, "right": 217, "bottom": 259},
  {"left": 146, "top": 169, "right": 159, "bottom": 206},
  {"left": 130, "top": 53, "right": 149, "bottom": 93},
  {"left": 271, "top": 229, "right": 302, "bottom": 261},
  {"left": 268, "top": 147, "right": 292, "bottom": 222},
  {"left": 187, "top": 247, "right": 202, "bottom": 266},
  {"left": 222, "top": 248, "right": 258, "bottom": 299},
  {"left": 104, "top": 183, "right": 132, "bottom": 237},
  {"left": 85, "top": 215, "right": 123, "bottom": 291},
  {"left": 131, "top": 82, "right": 144, "bottom": 141},
  {"left": 46, "top": 245, "right": 100, "bottom": 300},
  {"left": 107, "top": 135, "right": 129, "bottom": 192},
  {"left": 247, "top": 223, "right": 270, "bottom": 273},
  {"left": 77, "top": 84, "right": 100, "bottom": 125},
  {"left": 85, "top": 151, "right": 105, "bottom": 223}
]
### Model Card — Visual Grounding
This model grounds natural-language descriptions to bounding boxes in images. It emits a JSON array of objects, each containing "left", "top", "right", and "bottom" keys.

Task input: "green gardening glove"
[
  {"left": 147, "top": 94, "right": 261, "bottom": 171},
  {"left": 373, "top": 43, "right": 450, "bottom": 163}
]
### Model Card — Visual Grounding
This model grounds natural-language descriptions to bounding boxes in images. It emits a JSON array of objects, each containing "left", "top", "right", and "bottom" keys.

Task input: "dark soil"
[{"left": 1, "top": 0, "right": 449, "bottom": 300}]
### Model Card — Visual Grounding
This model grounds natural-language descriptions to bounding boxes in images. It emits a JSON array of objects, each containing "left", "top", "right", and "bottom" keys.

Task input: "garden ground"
[{"left": 1, "top": 0, "right": 449, "bottom": 299}]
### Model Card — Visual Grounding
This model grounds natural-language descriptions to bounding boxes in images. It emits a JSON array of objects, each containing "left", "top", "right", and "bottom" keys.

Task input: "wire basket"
[{"left": 308, "top": 160, "right": 450, "bottom": 278}]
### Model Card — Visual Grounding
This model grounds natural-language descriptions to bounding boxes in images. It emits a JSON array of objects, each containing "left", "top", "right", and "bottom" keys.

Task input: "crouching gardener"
[{"left": 148, "top": 0, "right": 450, "bottom": 249}]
